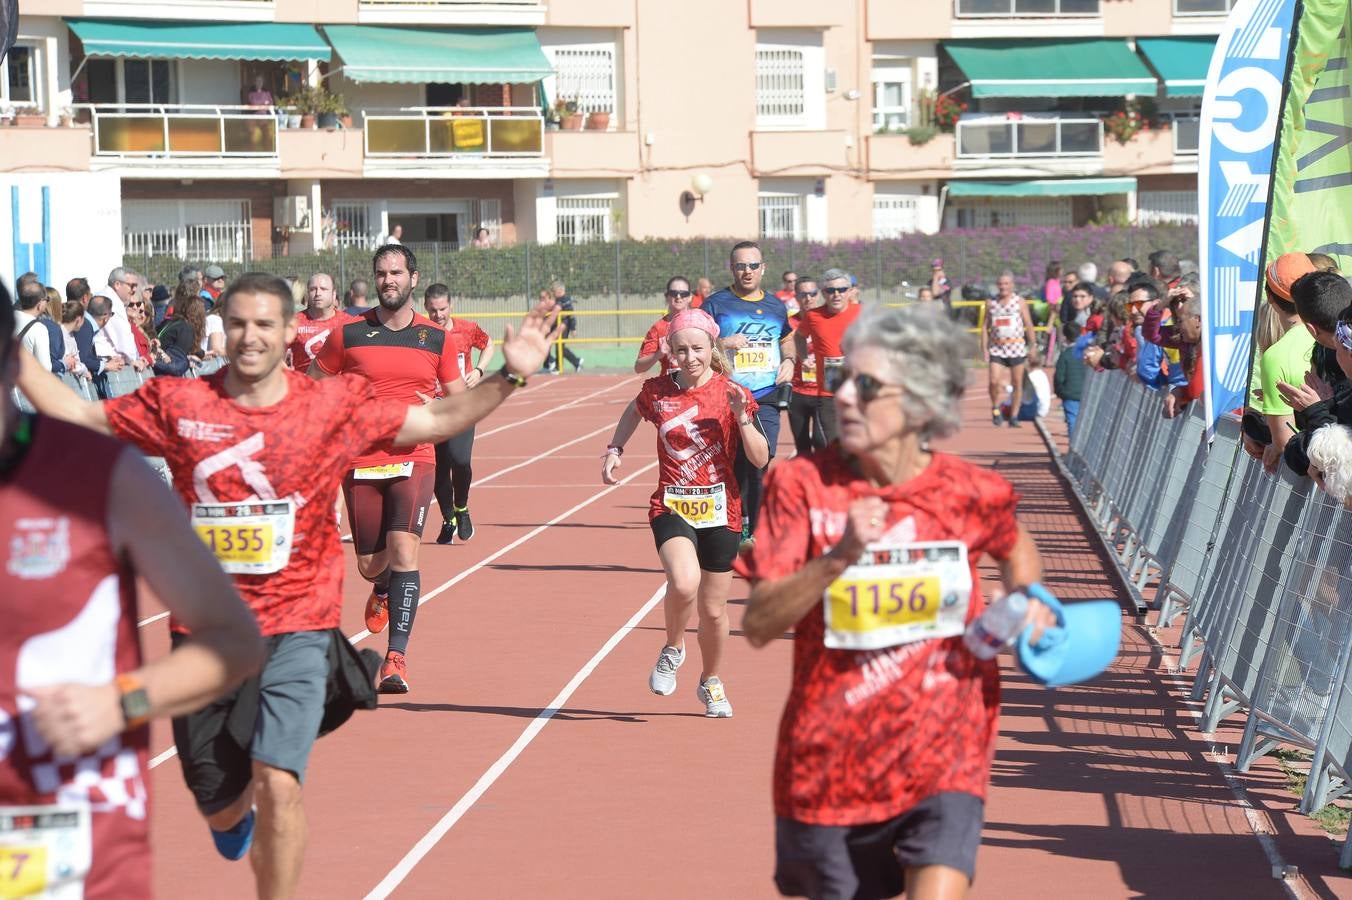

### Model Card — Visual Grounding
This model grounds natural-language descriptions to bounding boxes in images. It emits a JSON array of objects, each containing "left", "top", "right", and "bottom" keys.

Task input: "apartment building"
[{"left": 1, "top": 0, "right": 1225, "bottom": 264}]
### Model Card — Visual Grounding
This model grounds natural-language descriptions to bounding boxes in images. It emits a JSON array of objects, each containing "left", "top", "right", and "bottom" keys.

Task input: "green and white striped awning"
[
  {"left": 323, "top": 26, "right": 551, "bottom": 84},
  {"left": 947, "top": 177, "right": 1138, "bottom": 198},
  {"left": 68, "top": 19, "right": 330, "bottom": 61},
  {"left": 944, "top": 39, "right": 1157, "bottom": 98}
]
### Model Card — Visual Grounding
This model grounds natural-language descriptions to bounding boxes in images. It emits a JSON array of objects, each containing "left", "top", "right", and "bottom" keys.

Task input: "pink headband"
[{"left": 670, "top": 308, "right": 719, "bottom": 341}]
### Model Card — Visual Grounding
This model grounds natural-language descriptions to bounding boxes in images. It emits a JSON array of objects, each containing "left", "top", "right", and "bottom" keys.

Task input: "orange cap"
[{"left": 1265, "top": 252, "right": 1317, "bottom": 301}]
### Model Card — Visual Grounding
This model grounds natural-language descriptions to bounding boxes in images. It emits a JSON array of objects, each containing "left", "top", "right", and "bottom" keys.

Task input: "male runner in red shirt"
[
  {"left": 795, "top": 267, "right": 861, "bottom": 444},
  {"left": 286, "top": 272, "right": 349, "bottom": 370},
  {"left": 0, "top": 287, "right": 261, "bottom": 900},
  {"left": 424, "top": 283, "right": 495, "bottom": 544},
  {"left": 17, "top": 271, "right": 557, "bottom": 900},
  {"left": 313, "top": 246, "right": 464, "bottom": 693}
]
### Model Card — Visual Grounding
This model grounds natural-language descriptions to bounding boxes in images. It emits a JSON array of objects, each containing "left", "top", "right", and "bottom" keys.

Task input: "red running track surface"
[{"left": 133, "top": 373, "right": 1352, "bottom": 899}]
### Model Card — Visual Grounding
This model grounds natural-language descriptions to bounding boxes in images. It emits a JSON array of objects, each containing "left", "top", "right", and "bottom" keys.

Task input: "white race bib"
[
  {"left": 993, "top": 315, "right": 1020, "bottom": 340},
  {"left": 662, "top": 483, "right": 729, "bottom": 529},
  {"left": 353, "top": 462, "right": 413, "bottom": 481},
  {"left": 734, "top": 340, "right": 775, "bottom": 374},
  {"left": 192, "top": 500, "right": 296, "bottom": 576},
  {"left": 822, "top": 541, "right": 972, "bottom": 650},
  {"left": 0, "top": 804, "right": 93, "bottom": 899}
]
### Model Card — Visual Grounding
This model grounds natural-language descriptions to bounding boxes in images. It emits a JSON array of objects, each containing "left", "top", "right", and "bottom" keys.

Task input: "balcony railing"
[
  {"left": 955, "top": 0, "right": 1100, "bottom": 16},
  {"left": 956, "top": 115, "right": 1102, "bottom": 158},
  {"left": 1168, "top": 115, "right": 1200, "bottom": 155},
  {"left": 363, "top": 107, "right": 544, "bottom": 158},
  {"left": 80, "top": 104, "right": 279, "bottom": 157}
]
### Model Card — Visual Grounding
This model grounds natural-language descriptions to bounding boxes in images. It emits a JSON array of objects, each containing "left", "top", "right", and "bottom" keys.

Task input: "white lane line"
[
  {"left": 138, "top": 611, "right": 169, "bottom": 628},
  {"left": 365, "top": 581, "right": 667, "bottom": 899},
  {"left": 474, "top": 377, "right": 635, "bottom": 440},
  {"left": 149, "top": 461, "right": 657, "bottom": 769},
  {"left": 346, "top": 461, "right": 657, "bottom": 645}
]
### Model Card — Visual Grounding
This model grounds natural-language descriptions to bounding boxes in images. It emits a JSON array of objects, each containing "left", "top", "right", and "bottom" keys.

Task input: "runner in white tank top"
[{"left": 980, "top": 273, "right": 1036, "bottom": 428}]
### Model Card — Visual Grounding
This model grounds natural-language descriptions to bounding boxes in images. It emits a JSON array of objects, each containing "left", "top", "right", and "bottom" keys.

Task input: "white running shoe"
[
  {"left": 697, "top": 677, "right": 733, "bottom": 718},
  {"left": 648, "top": 645, "right": 684, "bottom": 696}
]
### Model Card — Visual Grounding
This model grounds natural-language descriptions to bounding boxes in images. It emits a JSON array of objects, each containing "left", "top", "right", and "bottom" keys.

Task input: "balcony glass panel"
[
  {"left": 955, "top": 0, "right": 1099, "bottom": 15},
  {"left": 956, "top": 116, "right": 1102, "bottom": 157},
  {"left": 1060, "top": 121, "right": 1101, "bottom": 153},
  {"left": 1173, "top": 117, "right": 1200, "bottom": 154},
  {"left": 958, "top": 122, "right": 1014, "bottom": 156},
  {"left": 1017, "top": 122, "right": 1057, "bottom": 154},
  {"left": 364, "top": 109, "right": 542, "bottom": 156},
  {"left": 89, "top": 106, "right": 277, "bottom": 156}
]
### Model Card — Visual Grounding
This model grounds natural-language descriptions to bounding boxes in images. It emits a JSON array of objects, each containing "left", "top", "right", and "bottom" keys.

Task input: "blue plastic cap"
[{"left": 1016, "top": 583, "right": 1122, "bottom": 688}]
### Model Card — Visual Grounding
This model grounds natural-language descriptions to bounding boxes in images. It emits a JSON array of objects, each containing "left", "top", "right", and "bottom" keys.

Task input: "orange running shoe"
[
  {"left": 379, "top": 651, "right": 409, "bottom": 694},
  {"left": 365, "top": 590, "right": 389, "bottom": 634}
]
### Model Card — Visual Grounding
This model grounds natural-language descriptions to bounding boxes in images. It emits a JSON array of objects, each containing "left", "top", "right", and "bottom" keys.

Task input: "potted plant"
[
  {"left": 14, "top": 106, "right": 45, "bottom": 127},
  {"left": 288, "top": 87, "right": 320, "bottom": 129},
  {"left": 1103, "top": 106, "right": 1145, "bottom": 145},
  {"left": 317, "top": 90, "right": 346, "bottom": 130},
  {"left": 933, "top": 94, "right": 967, "bottom": 133},
  {"left": 585, "top": 109, "right": 611, "bottom": 131},
  {"left": 554, "top": 97, "right": 582, "bottom": 131}
]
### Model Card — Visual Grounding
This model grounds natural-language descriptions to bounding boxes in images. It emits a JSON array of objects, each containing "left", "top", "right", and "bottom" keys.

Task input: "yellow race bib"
[
  {"left": 663, "top": 483, "right": 728, "bottom": 529},
  {"left": 734, "top": 341, "right": 775, "bottom": 374},
  {"left": 353, "top": 462, "right": 413, "bottom": 481},
  {"left": 192, "top": 500, "right": 295, "bottom": 576},
  {"left": 822, "top": 541, "right": 971, "bottom": 650}
]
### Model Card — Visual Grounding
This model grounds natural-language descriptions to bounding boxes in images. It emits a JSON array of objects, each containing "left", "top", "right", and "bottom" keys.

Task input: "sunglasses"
[
  {"left": 796, "top": 289, "right": 819, "bottom": 298},
  {"left": 665, "top": 290, "right": 692, "bottom": 299},
  {"left": 127, "top": 301, "right": 145, "bottom": 308},
  {"left": 826, "top": 368, "right": 900, "bottom": 403},
  {"left": 822, "top": 286, "right": 850, "bottom": 297},
  {"left": 1337, "top": 321, "right": 1352, "bottom": 353},
  {"left": 732, "top": 262, "right": 762, "bottom": 272}
]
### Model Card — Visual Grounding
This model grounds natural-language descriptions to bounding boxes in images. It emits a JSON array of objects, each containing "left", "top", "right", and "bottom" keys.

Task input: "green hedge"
[{"left": 125, "top": 225, "right": 1198, "bottom": 301}]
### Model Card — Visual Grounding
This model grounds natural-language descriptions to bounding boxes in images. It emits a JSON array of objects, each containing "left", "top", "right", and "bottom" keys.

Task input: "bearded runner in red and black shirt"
[
  {"left": 16, "top": 271, "right": 557, "bottom": 900},
  {"left": 312, "top": 245, "right": 464, "bottom": 694},
  {"left": 423, "top": 283, "right": 496, "bottom": 546}
]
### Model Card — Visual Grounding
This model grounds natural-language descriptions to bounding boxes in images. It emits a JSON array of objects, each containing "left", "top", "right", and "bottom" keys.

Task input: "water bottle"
[{"left": 964, "top": 591, "right": 1029, "bottom": 660}]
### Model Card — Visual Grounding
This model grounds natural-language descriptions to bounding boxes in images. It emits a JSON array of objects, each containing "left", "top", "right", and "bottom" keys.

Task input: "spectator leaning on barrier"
[
  {"left": 99, "top": 267, "right": 147, "bottom": 369},
  {"left": 1274, "top": 272, "right": 1352, "bottom": 477},
  {"left": 1161, "top": 293, "right": 1203, "bottom": 419},
  {"left": 1054, "top": 321, "right": 1086, "bottom": 439},
  {"left": 13, "top": 280, "right": 53, "bottom": 372},
  {"left": 1255, "top": 253, "right": 1320, "bottom": 472},
  {"left": 59, "top": 301, "right": 91, "bottom": 379}
]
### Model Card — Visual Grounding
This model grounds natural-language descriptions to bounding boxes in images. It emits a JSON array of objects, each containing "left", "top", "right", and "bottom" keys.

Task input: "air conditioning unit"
[{"left": 273, "top": 195, "right": 310, "bottom": 230}]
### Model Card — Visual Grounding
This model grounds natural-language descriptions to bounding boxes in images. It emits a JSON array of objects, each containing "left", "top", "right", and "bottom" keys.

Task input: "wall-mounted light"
[{"left": 681, "top": 173, "right": 713, "bottom": 206}]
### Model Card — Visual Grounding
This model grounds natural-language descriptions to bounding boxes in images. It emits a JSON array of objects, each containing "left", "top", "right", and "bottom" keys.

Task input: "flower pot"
[
  {"left": 287, "top": 114, "right": 302, "bottom": 129},
  {"left": 15, "top": 113, "right": 45, "bottom": 127},
  {"left": 561, "top": 113, "right": 583, "bottom": 131},
  {"left": 340, "top": 114, "right": 353, "bottom": 129},
  {"left": 585, "top": 111, "right": 611, "bottom": 131},
  {"left": 317, "top": 111, "right": 339, "bottom": 129},
  {"left": 300, "top": 114, "right": 316, "bottom": 129}
]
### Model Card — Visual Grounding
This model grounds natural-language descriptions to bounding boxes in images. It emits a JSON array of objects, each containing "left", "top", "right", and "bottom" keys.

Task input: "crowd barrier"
[
  {"left": 1060, "top": 370, "right": 1352, "bottom": 868},
  {"left": 11, "top": 357, "right": 227, "bottom": 483}
]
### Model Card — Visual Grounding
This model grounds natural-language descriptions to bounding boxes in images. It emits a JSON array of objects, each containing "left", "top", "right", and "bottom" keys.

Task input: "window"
[
  {"left": 956, "top": 0, "right": 1099, "bottom": 15},
  {"left": 557, "top": 196, "right": 616, "bottom": 244},
  {"left": 871, "top": 61, "right": 912, "bottom": 132},
  {"left": 331, "top": 201, "right": 377, "bottom": 248},
  {"left": 1174, "top": 0, "right": 1234, "bottom": 14},
  {"left": 1139, "top": 191, "right": 1199, "bottom": 225},
  {"left": 3, "top": 45, "right": 34, "bottom": 106},
  {"left": 756, "top": 48, "right": 806, "bottom": 123},
  {"left": 950, "top": 198, "right": 1072, "bottom": 228},
  {"left": 554, "top": 47, "right": 616, "bottom": 115},
  {"left": 82, "top": 58, "right": 176, "bottom": 106},
  {"left": 473, "top": 199, "right": 502, "bottom": 244},
  {"left": 873, "top": 195, "right": 920, "bottom": 237},
  {"left": 759, "top": 194, "right": 804, "bottom": 240},
  {"left": 123, "top": 200, "right": 252, "bottom": 262}
]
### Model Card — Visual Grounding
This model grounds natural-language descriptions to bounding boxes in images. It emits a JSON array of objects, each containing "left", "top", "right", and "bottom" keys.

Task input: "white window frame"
[
  {"left": 755, "top": 29, "right": 825, "bottom": 131},
  {"left": 556, "top": 194, "right": 617, "bottom": 244},
  {"left": 872, "top": 195, "right": 920, "bottom": 238},
  {"left": 954, "top": 0, "right": 1100, "bottom": 16},
  {"left": 871, "top": 58, "right": 913, "bottom": 133},
  {"left": 2, "top": 42, "right": 40, "bottom": 109},
  {"left": 758, "top": 193, "right": 805, "bottom": 240},
  {"left": 1173, "top": 0, "right": 1234, "bottom": 15},
  {"left": 553, "top": 45, "right": 616, "bottom": 116},
  {"left": 122, "top": 199, "right": 252, "bottom": 262},
  {"left": 330, "top": 201, "right": 380, "bottom": 249}
]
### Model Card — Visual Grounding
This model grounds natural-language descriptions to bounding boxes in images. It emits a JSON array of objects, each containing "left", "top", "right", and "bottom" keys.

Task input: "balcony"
[
  {"left": 361, "top": 107, "right": 548, "bottom": 178},
  {"left": 79, "top": 104, "right": 283, "bottom": 176},
  {"left": 0, "top": 124, "right": 92, "bottom": 173},
  {"left": 954, "top": 114, "right": 1104, "bottom": 174},
  {"left": 356, "top": 0, "right": 545, "bottom": 25}
]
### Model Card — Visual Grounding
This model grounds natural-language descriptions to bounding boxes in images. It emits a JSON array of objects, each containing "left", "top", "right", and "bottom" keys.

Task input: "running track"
[{"left": 135, "top": 374, "right": 1352, "bottom": 898}]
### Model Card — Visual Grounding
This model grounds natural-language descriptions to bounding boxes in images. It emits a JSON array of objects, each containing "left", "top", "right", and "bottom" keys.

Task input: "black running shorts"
[{"left": 650, "top": 513, "right": 740, "bottom": 573}]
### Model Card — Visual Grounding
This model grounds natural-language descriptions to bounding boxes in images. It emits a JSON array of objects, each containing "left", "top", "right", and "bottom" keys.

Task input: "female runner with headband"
[{"left": 602, "top": 308, "right": 769, "bottom": 717}]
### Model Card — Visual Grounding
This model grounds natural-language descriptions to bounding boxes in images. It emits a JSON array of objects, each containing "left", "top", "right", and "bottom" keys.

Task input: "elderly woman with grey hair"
[{"left": 740, "top": 303, "right": 1054, "bottom": 900}]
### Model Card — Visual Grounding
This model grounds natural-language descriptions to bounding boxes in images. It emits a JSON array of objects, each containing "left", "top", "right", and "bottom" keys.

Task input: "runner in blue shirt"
[{"left": 700, "top": 241, "right": 796, "bottom": 550}]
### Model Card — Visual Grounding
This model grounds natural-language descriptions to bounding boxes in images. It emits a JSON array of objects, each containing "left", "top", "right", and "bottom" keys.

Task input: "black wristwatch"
[
  {"left": 116, "top": 674, "right": 151, "bottom": 730},
  {"left": 498, "top": 364, "right": 528, "bottom": 389}
]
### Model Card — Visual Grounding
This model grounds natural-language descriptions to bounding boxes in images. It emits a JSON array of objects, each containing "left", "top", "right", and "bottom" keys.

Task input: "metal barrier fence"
[{"left": 1059, "top": 369, "right": 1352, "bottom": 868}]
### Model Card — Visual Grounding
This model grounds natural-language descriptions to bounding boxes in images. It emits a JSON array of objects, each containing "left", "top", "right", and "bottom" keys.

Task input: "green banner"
[{"left": 1264, "top": 0, "right": 1352, "bottom": 272}]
